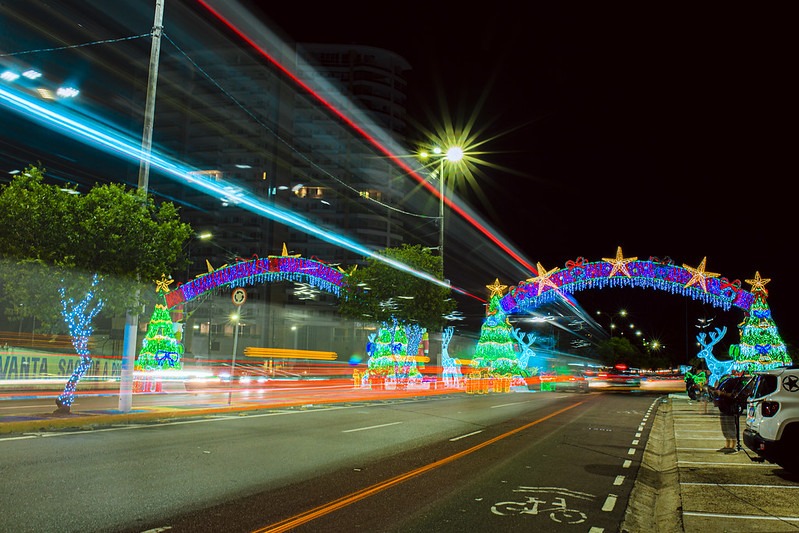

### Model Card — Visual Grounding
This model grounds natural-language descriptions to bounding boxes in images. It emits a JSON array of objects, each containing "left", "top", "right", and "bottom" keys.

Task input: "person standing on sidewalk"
[{"left": 715, "top": 386, "right": 739, "bottom": 452}]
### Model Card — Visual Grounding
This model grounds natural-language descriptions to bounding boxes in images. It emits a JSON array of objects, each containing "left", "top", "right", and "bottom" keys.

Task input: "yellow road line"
[{"left": 254, "top": 400, "right": 586, "bottom": 533}]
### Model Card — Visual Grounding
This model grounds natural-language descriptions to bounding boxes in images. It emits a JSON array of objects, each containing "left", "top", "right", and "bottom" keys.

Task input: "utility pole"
[{"left": 119, "top": 0, "right": 165, "bottom": 412}]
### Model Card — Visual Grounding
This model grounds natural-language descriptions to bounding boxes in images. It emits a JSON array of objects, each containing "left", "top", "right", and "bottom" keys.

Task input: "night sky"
[
  {"left": 1, "top": 2, "right": 794, "bottom": 362},
  {"left": 244, "top": 2, "right": 797, "bottom": 359}
]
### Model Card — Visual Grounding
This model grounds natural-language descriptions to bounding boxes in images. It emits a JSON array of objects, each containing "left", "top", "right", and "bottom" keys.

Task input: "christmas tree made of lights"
[
  {"left": 366, "top": 317, "right": 423, "bottom": 382},
  {"left": 730, "top": 272, "right": 791, "bottom": 371},
  {"left": 471, "top": 279, "right": 525, "bottom": 376},
  {"left": 135, "top": 277, "right": 183, "bottom": 371}
]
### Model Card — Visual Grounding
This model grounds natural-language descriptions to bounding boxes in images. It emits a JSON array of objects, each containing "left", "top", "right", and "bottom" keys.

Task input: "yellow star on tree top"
[
  {"left": 155, "top": 275, "right": 174, "bottom": 293},
  {"left": 526, "top": 262, "right": 560, "bottom": 296},
  {"left": 682, "top": 257, "right": 719, "bottom": 293},
  {"left": 486, "top": 278, "right": 507, "bottom": 298},
  {"left": 746, "top": 271, "right": 770, "bottom": 293},
  {"left": 603, "top": 246, "right": 637, "bottom": 277}
]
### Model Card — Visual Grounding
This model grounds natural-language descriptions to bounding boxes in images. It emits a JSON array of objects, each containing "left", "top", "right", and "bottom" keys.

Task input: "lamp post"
[
  {"left": 596, "top": 309, "right": 627, "bottom": 338},
  {"left": 420, "top": 146, "right": 463, "bottom": 273},
  {"left": 119, "top": 0, "right": 165, "bottom": 412}
]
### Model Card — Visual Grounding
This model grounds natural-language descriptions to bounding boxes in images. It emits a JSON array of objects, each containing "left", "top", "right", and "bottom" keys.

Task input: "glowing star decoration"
[
  {"left": 281, "top": 242, "right": 301, "bottom": 258},
  {"left": 746, "top": 271, "right": 771, "bottom": 294},
  {"left": 526, "top": 263, "right": 560, "bottom": 296},
  {"left": 682, "top": 257, "right": 719, "bottom": 293},
  {"left": 155, "top": 275, "right": 174, "bottom": 293},
  {"left": 603, "top": 246, "right": 637, "bottom": 278},
  {"left": 486, "top": 279, "right": 508, "bottom": 298}
]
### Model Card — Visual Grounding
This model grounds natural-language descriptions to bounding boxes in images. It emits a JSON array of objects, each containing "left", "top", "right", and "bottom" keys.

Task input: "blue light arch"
[
  {"left": 499, "top": 256, "right": 755, "bottom": 315},
  {"left": 164, "top": 255, "right": 347, "bottom": 310}
]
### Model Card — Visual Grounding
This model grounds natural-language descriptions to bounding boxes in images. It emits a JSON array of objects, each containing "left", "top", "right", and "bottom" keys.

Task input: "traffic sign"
[{"left": 231, "top": 287, "right": 247, "bottom": 306}]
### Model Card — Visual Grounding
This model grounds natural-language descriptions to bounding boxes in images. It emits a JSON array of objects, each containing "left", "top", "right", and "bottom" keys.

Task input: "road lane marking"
[
  {"left": 601, "top": 494, "right": 617, "bottom": 512},
  {"left": 490, "top": 400, "right": 534, "bottom": 409},
  {"left": 342, "top": 421, "right": 402, "bottom": 433},
  {"left": 627, "top": 448, "right": 636, "bottom": 455},
  {"left": 0, "top": 435, "right": 37, "bottom": 442},
  {"left": 253, "top": 400, "right": 588, "bottom": 533},
  {"left": 632, "top": 439, "right": 639, "bottom": 445},
  {"left": 622, "top": 460, "right": 632, "bottom": 468},
  {"left": 635, "top": 432, "right": 641, "bottom": 437},
  {"left": 0, "top": 405, "right": 356, "bottom": 441},
  {"left": 684, "top": 511, "right": 799, "bottom": 522},
  {"left": 449, "top": 430, "right": 483, "bottom": 441},
  {"left": 589, "top": 528, "right": 604, "bottom": 533},
  {"left": 613, "top": 475, "right": 625, "bottom": 486}
]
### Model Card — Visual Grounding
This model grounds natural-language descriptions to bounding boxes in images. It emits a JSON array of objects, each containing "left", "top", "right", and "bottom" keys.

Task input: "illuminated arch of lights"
[
  {"left": 499, "top": 248, "right": 755, "bottom": 315},
  {"left": 164, "top": 254, "right": 347, "bottom": 310}
]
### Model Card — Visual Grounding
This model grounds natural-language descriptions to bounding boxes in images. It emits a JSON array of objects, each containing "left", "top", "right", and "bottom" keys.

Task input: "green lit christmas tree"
[
  {"left": 135, "top": 276, "right": 184, "bottom": 371},
  {"left": 730, "top": 272, "right": 791, "bottom": 371},
  {"left": 366, "top": 317, "right": 424, "bottom": 384},
  {"left": 471, "top": 279, "right": 525, "bottom": 376}
]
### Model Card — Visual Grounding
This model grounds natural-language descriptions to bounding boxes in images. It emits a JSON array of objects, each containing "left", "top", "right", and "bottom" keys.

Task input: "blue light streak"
[{"left": 0, "top": 86, "right": 479, "bottom": 299}]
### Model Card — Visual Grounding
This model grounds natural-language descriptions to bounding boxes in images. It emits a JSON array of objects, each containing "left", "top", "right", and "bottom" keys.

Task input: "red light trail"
[{"left": 195, "top": 0, "right": 538, "bottom": 277}]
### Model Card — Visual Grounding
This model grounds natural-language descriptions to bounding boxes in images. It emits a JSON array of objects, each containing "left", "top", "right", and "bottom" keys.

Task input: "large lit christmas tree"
[
  {"left": 135, "top": 277, "right": 183, "bottom": 371},
  {"left": 471, "top": 279, "right": 526, "bottom": 376},
  {"left": 730, "top": 272, "right": 791, "bottom": 371}
]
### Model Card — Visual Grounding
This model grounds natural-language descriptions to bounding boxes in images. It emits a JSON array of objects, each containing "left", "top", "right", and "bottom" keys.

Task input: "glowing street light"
[
  {"left": 420, "top": 145, "right": 462, "bottom": 273},
  {"left": 596, "top": 309, "right": 628, "bottom": 337}
]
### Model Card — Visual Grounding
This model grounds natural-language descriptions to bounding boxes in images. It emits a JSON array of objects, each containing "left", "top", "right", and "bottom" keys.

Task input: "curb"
[{"left": 621, "top": 396, "right": 684, "bottom": 533}]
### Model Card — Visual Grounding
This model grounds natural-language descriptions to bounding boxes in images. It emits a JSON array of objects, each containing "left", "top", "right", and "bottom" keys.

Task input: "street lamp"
[
  {"left": 420, "top": 145, "right": 462, "bottom": 272},
  {"left": 596, "top": 309, "right": 627, "bottom": 337}
]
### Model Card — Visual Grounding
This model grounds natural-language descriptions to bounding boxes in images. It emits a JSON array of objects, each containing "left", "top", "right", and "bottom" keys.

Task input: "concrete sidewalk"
[{"left": 624, "top": 393, "right": 799, "bottom": 533}]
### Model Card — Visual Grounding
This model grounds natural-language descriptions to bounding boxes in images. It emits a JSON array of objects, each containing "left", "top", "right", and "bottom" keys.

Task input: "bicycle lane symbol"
[{"left": 490, "top": 486, "right": 596, "bottom": 525}]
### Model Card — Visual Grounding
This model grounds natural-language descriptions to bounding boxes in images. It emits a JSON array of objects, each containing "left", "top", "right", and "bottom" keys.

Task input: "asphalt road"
[{"left": 1, "top": 390, "right": 661, "bottom": 533}]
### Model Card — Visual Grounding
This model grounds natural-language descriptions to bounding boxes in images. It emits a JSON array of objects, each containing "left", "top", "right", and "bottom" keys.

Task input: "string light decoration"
[
  {"left": 135, "top": 278, "right": 184, "bottom": 372},
  {"left": 472, "top": 280, "right": 527, "bottom": 377},
  {"left": 165, "top": 255, "right": 346, "bottom": 310},
  {"left": 500, "top": 249, "right": 754, "bottom": 315},
  {"left": 55, "top": 274, "right": 105, "bottom": 410},
  {"left": 729, "top": 272, "right": 792, "bottom": 371}
]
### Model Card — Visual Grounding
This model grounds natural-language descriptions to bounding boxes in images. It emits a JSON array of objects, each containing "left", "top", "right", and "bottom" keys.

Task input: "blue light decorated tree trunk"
[{"left": 55, "top": 274, "right": 105, "bottom": 412}]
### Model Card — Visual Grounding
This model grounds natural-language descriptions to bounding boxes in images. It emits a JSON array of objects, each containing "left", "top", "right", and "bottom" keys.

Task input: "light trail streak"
[
  {"left": 195, "top": 0, "right": 539, "bottom": 277},
  {"left": 0, "top": 85, "right": 483, "bottom": 301}
]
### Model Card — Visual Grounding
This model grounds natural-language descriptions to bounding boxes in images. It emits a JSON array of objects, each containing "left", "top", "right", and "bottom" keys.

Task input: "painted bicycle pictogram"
[{"left": 490, "top": 487, "right": 595, "bottom": 524}]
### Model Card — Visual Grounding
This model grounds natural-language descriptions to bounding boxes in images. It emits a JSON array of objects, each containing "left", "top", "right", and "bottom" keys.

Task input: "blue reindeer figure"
[
  {"left": 696, "top": 326, "right": 740, "bottom": 387},
  {"left": 441, "top": 327, "right": 462, "bottom": 387}
]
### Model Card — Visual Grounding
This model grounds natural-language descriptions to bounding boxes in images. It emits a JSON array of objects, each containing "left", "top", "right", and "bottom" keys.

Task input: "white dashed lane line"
[{"left": 601, "top": 494, "right": 617, "bottom": 512}]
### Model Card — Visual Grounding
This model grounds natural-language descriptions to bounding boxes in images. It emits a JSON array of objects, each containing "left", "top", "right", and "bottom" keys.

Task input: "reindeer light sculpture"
[{"left": 696, "top": 326, "right": 742, "bottom": 387}]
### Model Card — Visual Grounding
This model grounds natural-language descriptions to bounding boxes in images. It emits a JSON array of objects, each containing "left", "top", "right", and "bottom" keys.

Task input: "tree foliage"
[
  {"left": 0, "top": 166, "right": 192, "bottom": 329},
  {"left": 596, "top": 336, "right": 670, "bottom": 370},
  {"left": 338, "top": 244, "right": 456, "bottom": 331}
]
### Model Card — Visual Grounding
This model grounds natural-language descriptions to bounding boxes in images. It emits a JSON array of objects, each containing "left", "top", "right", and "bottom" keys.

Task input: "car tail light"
[{"left": 762, "top": 401, "right": 780, "bottom": 417}]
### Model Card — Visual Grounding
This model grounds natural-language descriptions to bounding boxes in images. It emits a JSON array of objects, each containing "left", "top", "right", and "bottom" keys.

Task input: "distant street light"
[{"left": 596, "top": 309, "right": 629, "bottom": 338}]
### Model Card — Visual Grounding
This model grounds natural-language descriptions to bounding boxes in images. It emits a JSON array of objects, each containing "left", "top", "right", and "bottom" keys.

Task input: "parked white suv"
[{"left": 744, "top": 366, "right": 799, "bottom": 472}]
